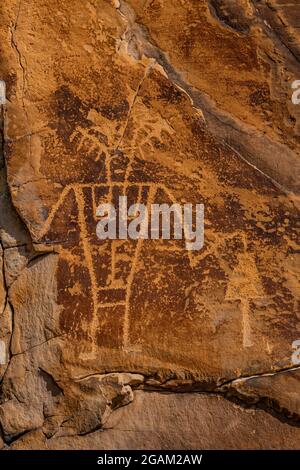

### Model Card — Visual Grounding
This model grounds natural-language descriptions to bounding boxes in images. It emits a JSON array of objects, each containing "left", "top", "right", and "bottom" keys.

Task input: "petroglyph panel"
[{"left": 1, "top": 0, "right": 300, "bottom": 383}]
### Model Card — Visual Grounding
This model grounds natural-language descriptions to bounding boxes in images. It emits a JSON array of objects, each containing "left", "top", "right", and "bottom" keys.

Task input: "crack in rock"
[{"left": 115, "top": 0, "right": 300, "bottom": 194}]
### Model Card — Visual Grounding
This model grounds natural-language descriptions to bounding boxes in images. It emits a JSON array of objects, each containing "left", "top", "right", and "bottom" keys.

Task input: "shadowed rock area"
[{"left": 0, "top": 0, "right": 299, "bottom": 449}]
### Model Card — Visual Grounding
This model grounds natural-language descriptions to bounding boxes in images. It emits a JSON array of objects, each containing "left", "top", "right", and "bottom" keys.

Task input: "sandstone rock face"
[
  {"left": 0, "top": 0, "right": 299, "bottom": 449},
  {"left": 224, "top": 368, "right": 300, "bottom": 422},
  {"left": 8, "top": 391, "right": 300, "bottom": 450}
]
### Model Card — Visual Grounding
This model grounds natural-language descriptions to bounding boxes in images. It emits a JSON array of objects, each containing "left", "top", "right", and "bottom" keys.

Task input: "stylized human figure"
[
  {"left": 225, "top": 240, "right": 265, "bottom": 348},
  {"left": 38, "top": 121, "right": 195, "bottom": 350}
]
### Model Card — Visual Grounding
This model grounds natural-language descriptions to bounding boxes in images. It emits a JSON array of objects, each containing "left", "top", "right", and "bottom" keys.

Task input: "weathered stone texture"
[
  {"left": 7, "top": 392, "right": 300, "bottom": 450},
  {"left": 0, "top": 0, "right": 299, "bottom": 449}
]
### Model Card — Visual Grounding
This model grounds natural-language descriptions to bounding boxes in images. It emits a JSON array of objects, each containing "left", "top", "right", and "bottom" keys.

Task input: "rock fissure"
[
  {"left": 0, "top": 0, "right": 299, "bottom": 449},
  {"left": 115, "top": 0, "right": 300, "bottom": 193}
]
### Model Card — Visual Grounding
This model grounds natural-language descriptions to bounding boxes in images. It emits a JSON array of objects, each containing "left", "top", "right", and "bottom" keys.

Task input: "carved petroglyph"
[
  {"left": 38, "top": 178, "right": 199, "bottom": 350},
  {"left": 37, "top": 104, "right": 197, "bottom": 350},
  {"left": 225, "top": 240, "right": 265, "bottom": 348}
]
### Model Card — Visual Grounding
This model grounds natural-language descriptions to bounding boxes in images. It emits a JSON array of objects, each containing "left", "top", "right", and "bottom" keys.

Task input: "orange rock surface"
[{"left": 0, "top": 0, "right": 299, "bottom": 449}]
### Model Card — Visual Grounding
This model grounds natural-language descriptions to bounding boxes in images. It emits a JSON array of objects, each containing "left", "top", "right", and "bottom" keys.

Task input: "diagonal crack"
[
  {"left": 9, "top": 0, "right": 32, "bottom": 166},
  {"left": 9, "top": 1, "right": 26, "bottom": 111},
  {"left": 218, "top": 363, "right": 300, "bottom": 388},
  {"left": 115, "top": 0, "right": 300, "bottom": 195},
  {"left": 114, "top": 60, "right": 154, "bottom": 154}
]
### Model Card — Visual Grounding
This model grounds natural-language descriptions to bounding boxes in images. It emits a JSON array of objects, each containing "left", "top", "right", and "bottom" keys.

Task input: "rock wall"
[{"left": 0, "top": 0, "right": 299, "bottom": 449}]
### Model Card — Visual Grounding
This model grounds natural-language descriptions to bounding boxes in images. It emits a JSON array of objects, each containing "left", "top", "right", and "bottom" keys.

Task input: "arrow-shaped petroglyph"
[{"left": 225, "top": 248, "right": 265, "bottom": 348}]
